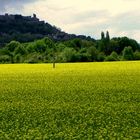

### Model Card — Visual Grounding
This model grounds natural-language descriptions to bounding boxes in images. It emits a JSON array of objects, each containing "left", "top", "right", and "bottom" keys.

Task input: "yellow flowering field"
[{"left": 0, "top": 62, "right": 140, "bottom": 139}]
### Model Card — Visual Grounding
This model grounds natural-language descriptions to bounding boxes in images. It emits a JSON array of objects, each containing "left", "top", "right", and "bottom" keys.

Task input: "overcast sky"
[{"left": 0, "top": 0, "right": 140, "bottom": 42}]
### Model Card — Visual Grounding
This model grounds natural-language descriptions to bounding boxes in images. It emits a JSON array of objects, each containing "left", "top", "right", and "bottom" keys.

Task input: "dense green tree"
[
  {"left": 62, "top": 48, "right": 77, "bottom": 62},
  {"left": 98, "top": 40, "right": 105, "bottom": 52},
  {"left": 14, "top": 54, "right": 22, "bottom": 63},
  {"left": 34, "top": 40, "right": 47, "bottom": 53},
  {"left": 0, "top": 49, "right": 11, "bottom": 56},
  {"left": 78, "top": 48, "right": 90, "bottom": 62},
  {"left": 56, "top": 43, "right": 66, "bottom": 52},
  {"left": 14, "top": 45, "right": 27, "bottom": 55},
  {"left": 0, "top": 55, "right": 11, "bottom": 63},
  {"left": 134, "top": 51, "right": 140, "bottom": 60},
  {"left": 97, "top": 52, "right": 105, "bottom": 62},
  {"left": 73, "top": 38, "right": 82, "bottom": 50},
  {"left": 87, "top": 46, "right": 99, "bottom": 61},
  {"left": 74, "top": 51, "right": 90, "bottom": 62},
  {"left": 25, "top": 53, "right": 44, "bottom": 63},
  {"left": 26, "top": 43, "right": 35, "bottom": 53},
  {"left": 106, "top": 31, "right": 110, "bottom": 41},
  {"left": 112, "top": 37, "right": 140, "bottom": 53},
  {"left": 101, "top": 32, "right": 105, "bottom": 40},
  {"left": 109, "top": 39, "right": 120, "bottom": 54},
  {"left": 43, "top": 37, "right": 55, "bottom": 49},
  {"left": 99, "top": 31, "right": 111, "bottom": 55},
  {"left": 122, "top": 46, "right": 134, "bottom": 60},
  {"left": 103, "top": 31, "right": 111, "bottom": 55},
  {"left": 6, "top": 41, "right": 21, "bottom": 52},
  {"left": 105, "top": 51, "right": 119, "bottom": 61}
]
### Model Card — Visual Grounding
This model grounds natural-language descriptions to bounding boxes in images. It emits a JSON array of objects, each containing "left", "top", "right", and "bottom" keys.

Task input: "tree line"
[{"left": 0, "top": 31, "right": 140, "bottom": 63}]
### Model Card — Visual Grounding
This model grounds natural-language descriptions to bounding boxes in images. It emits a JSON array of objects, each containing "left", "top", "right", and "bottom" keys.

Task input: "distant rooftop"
[{"left": 0, "top": 13, "right": 39, "bottom": 21}]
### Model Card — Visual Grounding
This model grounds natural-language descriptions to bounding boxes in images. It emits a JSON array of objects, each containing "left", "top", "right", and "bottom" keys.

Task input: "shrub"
[
  {"left": 105, "top": 51, "right": 119, "bottom": 61},
  {"left": 14, "top": 46, "right": 27, "bottom": 55},
  {"left": 14, "top": 54, "right": 22, "bottom": 63},
  {"left": 26, "top": 43, "right": 35, "bottom": 53},
  {"left": 0, "top": 55, "right": 11, "bottom": 63},
  {"left": 62, "top": 48, "right": 77, "bottom": 62},
  {"left": 6, "top": 41, "right": 21, "bottom": 52},
  {"left": 87, "top": 46, "right": 99, "bottom": 61},
  {"left": 77, "top": 53, "right": 91, "bottom": 62},
  {"left": 34, "top": 40, "right": 46, "bottom": 53},
  {"left": 25, "top": 53, "right": 44, "bottom": 63},
  {"left": 97, "top": 52, "right": 105, "bottom": 62},
  {"left": 122, "top": 46, "right": 134, "bottom": 60},
  {"left": 134, "top": 51, "right": 140, "bottom": 60}
]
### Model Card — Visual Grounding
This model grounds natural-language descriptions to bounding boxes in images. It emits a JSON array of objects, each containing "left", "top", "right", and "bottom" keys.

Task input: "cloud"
[
  {"left": 0, "top": 0, "right": 36, "bottom": 14},
  {"left": 107, "top": 11, "right": 140, "bottom": 40},
  {"left": 111, "top": 11, "right": 140, "bottom": 31},
  {"left": 63, "top": 10, "right": 109, "bottom": 24},
  {"left": 61, "top": 10, "right": 140, "bottom": 41}
]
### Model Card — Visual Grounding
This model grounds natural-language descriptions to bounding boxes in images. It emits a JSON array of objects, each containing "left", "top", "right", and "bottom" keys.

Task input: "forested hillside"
[
  {"left": 0, "top": 14, "right": 93, "bottom": 46},
  {"left": 0, "top": 14, "right": 140, "bottom": 63}
]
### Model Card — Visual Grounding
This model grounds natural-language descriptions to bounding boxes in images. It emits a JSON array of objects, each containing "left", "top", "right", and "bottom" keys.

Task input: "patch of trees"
[{"left": 0, "top": 31, "right": 140, "bottom": 63}]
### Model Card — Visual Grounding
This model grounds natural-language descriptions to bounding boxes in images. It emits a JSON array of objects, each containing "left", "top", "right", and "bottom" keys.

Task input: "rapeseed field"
[{"left": 0, "top": 62, "right": 140, "bottom": 139}]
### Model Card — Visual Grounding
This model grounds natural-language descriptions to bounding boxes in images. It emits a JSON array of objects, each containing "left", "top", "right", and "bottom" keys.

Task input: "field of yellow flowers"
[{"left": 0, "top": 62, "right": 140, "bottom": 139}]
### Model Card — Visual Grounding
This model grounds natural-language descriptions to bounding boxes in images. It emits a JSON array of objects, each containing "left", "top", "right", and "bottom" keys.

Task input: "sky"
[{"left": 0, "top": 0, "right": 140, "bottom": 42}]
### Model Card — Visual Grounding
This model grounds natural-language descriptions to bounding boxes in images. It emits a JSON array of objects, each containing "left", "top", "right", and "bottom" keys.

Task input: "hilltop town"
[
  {"left": 0, "top": 13, "right": 39, "bottom": 21},
  {"left": 0, "top": 13, "right": 93, "bottom": 46}
]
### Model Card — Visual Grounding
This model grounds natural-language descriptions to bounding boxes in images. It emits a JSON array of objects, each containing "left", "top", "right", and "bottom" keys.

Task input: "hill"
[
  {"left": 0, "top": 13, "right": 94, "bottom": 46},
  {"left": 0, "top": 13, "right": 140, "bottom": 64}
]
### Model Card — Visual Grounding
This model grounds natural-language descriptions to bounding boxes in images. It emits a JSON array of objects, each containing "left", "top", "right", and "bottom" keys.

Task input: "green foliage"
[
  {"left": 26, "top": 43, "right": 35, "bottom": 53},
  {"left": 112, "top": 37, "right": 140, "bottom": 53},
  {"left": 25, "top": 53, "right": 44, "bottom": 63},
  {"left": 109, "top": 40, "right": 119, "bottom": 54},
  {"left": 14, "top": 45, "right": 27, "bottom": 55},
  {"left": 106, "top": 31, "right": 110, "bottom": 41},
  {"left": 97, "top": 52, "right": 106, "bottom": 62},
  {"left": 98, "top": 42, "right": 105, "bottom": 54},
  {"left": 77, "top": 53, "right": 91, "bottom": 62},
  {"left": 87, "top": 46, "right": 99, "bottom": 61},
  {"left": 105, "top": 51, "right": 119, "bottom": 61},
  {"left": 6, "top": 41, "right": 21, "bottom": 52},
  {"left": 72, "top": 38, "right": 82, "bottom": 50},
  {"left": 134, "top": 51, "right": 140, "bottom": 60},
  {"left": 34, "top": 40, "right": 47, "bottom": 53},
  {"left": 14, "top": 54, "right": 23, "bottom": 63},
  {"left": 0, "top": 34, "right": 140, "bottom": 63},
  {"left": 0, "top": 49, "right": 11, "bottom": 56},
  {"left": 0, "top": 55, "right": 11, "bottom": 63},
  {"left": 43, "top": 37, "right": 55, "bottom": 49},
  {"left": 101, "top": 31, "right": 105, "bottom": 40},
  {"left": 99, "top": 31, "right": 111, "bottom": 55},
  {"left": 55, "top": 43, "right": 66, "bottom": 52},
  {"left": 122, "top": 46, "right": 134, "bottom": 60},
  {"left": 62, "top": 48, "right": 77, "bottom": 62}
]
